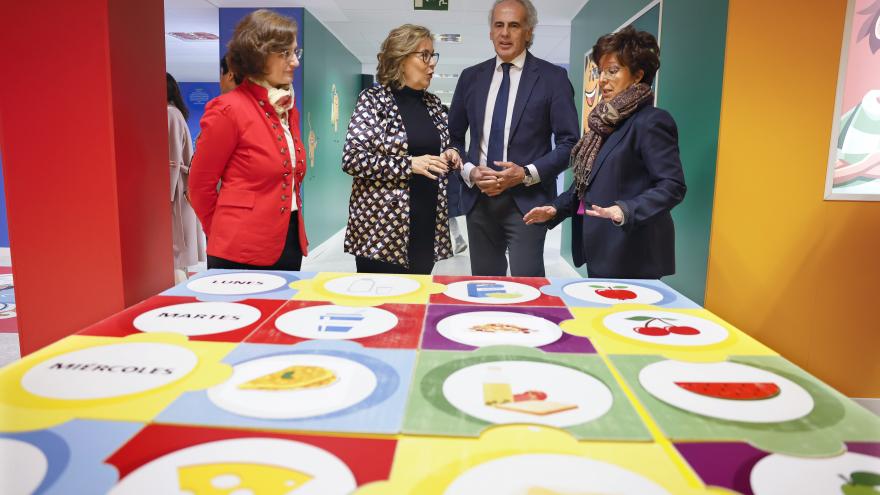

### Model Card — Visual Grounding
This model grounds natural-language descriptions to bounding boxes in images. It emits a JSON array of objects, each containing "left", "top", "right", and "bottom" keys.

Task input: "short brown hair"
[
  {"left": 592, "top": 26, "right": 660, "bottom": 86},
  {"left": 376, "top": 24, "right": 432, "bottom": 89},
  {"left": 227, "top": 9, "right": 298, "bottom": 80}
]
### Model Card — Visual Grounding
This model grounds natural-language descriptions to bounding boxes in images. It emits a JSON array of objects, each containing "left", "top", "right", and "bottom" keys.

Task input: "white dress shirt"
[
  {"left": 461, "top": 50, "right": 539, "bottom": 187},
  {"left": 280, "top": 117, "right": 298, "bottom": 212}
]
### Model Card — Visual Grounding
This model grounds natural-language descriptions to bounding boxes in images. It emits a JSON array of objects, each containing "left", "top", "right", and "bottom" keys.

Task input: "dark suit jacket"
[
  {"left": 550, "top": 103, "right": 686, "bottom": 279},
  {"left": 448, "top": 51, "right": 579, "bottom": 215}
]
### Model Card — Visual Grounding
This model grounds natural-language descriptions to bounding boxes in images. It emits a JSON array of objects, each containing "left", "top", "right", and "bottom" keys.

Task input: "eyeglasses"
[
  {"left": 598, "top": 65, "right": 622, "bottom": 80},
  {"left": 277, "top": 47, "right": 303, "bottom": 62},
  {"left": 409, "top": 50, "right": 440, "bottom": 65}
]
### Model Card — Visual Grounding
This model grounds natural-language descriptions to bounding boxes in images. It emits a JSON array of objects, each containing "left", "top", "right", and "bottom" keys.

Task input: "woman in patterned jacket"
[{"left": 342, "top": 24, "right": 459, "bottom": 274}]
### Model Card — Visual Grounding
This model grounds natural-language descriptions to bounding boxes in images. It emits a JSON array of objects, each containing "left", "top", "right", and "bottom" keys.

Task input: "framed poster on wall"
[
  {"left": 824, "top": 0, "right": 880, "bottom": 200},
  {"left": 582, "top": 52, "right": 601, "bottom": 132}
]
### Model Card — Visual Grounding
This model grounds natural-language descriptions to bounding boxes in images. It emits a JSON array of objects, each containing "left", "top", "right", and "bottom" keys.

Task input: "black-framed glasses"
[
  {"left": 278, "top": 47, "right": 303, "bottom": 62},
  {"left": 410, "top": 50, "right": 439, "bottom": 65}
]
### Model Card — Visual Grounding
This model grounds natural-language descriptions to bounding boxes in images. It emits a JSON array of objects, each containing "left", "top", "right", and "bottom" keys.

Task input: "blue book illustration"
[{"left": 318, "top": 312, "right": 365, "bottom": 333}]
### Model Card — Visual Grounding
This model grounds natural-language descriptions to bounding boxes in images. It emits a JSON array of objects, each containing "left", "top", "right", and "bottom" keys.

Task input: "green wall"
[
  {"left": 302, "top": 10, "right": 361, "bottom": 247},
  {"left": 567, "top": 0, "right": 728, "bottom": 304}
]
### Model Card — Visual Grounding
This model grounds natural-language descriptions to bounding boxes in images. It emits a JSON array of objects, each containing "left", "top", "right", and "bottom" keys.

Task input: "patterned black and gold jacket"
[{"left": 342, "top": 84, "right": 453, "bottom": 267}]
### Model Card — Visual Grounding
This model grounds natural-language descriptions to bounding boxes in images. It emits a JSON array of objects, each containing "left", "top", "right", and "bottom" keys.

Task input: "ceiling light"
[
  {"left": 434, "top": 34, "right": 462, "bottom": 43},
  {"left": 167, "top": 32, "right": 219, "bottom": 41}
]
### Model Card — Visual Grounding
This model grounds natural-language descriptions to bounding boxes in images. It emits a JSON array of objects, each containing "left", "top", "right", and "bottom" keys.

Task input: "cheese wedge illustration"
[
  {"left": 494, "top": 400, "right": 578, "bottom": 415},
  {"left": 178, "top": 462, "right": 312, "bottom": 494},
  {"left": 238, "top": 365, "right": 337, "bottom": 391}
]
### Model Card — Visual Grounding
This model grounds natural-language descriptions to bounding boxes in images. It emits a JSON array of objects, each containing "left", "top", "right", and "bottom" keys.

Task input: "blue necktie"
[{"left": 486, "top": 63, "right": 512, "bottom": 171}]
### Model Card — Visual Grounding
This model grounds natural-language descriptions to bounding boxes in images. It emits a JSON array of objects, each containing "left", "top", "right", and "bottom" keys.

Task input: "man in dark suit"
[{"left": 445, "top": 0, "right": 579, "bottom": 277}]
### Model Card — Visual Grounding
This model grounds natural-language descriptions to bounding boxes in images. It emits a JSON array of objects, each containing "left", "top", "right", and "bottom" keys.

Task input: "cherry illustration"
[
  {"left": 626, "top": 315, "right": 700, "bottom": 337},
  {"left": 591, "top": 284, "right": 637, "bottom": 300},
  {"left": 634, "top": 325, "right": 669, "bottom": 336},
  {"left": 666, "top": 325, "right": 700, "bottom": 335}
]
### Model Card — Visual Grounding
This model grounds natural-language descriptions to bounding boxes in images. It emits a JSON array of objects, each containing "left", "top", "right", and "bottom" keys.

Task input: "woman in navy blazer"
[{"left": 524, "top": 27, "right": 686, "bottom": 279}]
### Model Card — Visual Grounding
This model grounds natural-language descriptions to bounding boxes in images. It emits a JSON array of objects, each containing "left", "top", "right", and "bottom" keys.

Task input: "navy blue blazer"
[
  {"left": 448, "top": 52, "right": 579, "bottom": 215},
  {"left": 550, "top": 103, "right": 686, "bottom": 279}
]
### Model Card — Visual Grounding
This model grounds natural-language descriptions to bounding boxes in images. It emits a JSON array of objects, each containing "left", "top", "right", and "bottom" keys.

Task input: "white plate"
[
  {"left": 208, "top": 354, "right": 377, "bottom": 419},
  {"left": 444, "top": 453, "right": 669, "bottom": 494},
  {"left": 639, "top": 360, "right": 814, "bottom": 423},
  {"left": 275, "top": 304, "right": 398, "bottom": 340},
  {"left": 110, "top": 437, "right": 357, "bottom": 495},
  {"left": 323, "top": 275, "right": 420, "bottom": 298},
  {"left": 0, "top": 438, "right": 48, "bottom": 495},
  {"left": 442, "top": 280, "right": 541, "bottom": 304},
  {"left": 436, "top": 311, "right": 563, "bottom": 348},
  {"left": 21, "top": 343, "right": 198, "bottom": 400},
  {"left": 603, "top": 310, "right": 729, "bottom": 346},
  {"left": 186, "top": 272, "right": 288, "bottom": 295},
  {"left": 563, "top": 281, "right": 664, "bottom": 305},
  {"left": 751, "top": 451, "right": 880, "bottom": 494},
  {"left": 133, "top": 302, "right": 261, "bottom": 336},
  {"left": 442, "top": 360, "right": 613, "bottom": 428}
]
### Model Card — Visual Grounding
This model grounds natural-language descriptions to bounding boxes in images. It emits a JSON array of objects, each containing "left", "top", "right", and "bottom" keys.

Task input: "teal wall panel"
[
  {"left": 567, "top": 0, "right": 728, "bottom": 304},
  {"left": 655, "top": 0, "right": 728, "bottom": 305},
  {"left": 302, "top": 10, "right": 360, "bottom": 247}
]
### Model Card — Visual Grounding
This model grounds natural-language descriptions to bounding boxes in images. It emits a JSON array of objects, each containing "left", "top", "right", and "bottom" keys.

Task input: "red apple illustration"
[{"left": 591, "top": 285, "right": 637, "bottom": 300}]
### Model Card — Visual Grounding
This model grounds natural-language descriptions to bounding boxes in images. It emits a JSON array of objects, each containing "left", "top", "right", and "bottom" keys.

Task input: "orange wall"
[{"left": 707, "top": 0, "right": 880, "bottom": 397}]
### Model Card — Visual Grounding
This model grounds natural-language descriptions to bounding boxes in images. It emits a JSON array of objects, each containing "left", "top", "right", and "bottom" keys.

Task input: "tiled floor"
[
  {"left": 301, "top": 216, "right": 580, "bottom": 278},
  {"left": 0, "top": 333, "right": 20, "bottom": 368}
]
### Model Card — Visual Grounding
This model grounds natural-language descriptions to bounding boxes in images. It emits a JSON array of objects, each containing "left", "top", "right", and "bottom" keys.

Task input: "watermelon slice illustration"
[{"left": 674, "top": 382, "right": 781, "bottom": 400}]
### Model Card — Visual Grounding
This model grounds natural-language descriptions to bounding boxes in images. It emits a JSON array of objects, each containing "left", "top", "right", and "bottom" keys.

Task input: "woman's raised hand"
[
  {"left": 412, "top": 155, "right": 449, "bottom": 180},
  {"left": 585, "top": 204, "right": 624, "bottom": 224},
  {"left": 523, "top": 205, "right": 557, "bottom": 225}
]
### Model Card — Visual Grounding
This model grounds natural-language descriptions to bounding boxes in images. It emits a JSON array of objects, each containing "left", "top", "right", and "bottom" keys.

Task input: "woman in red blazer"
[{"left": 189, "top": 9, "right": 308, "bottom": 270}]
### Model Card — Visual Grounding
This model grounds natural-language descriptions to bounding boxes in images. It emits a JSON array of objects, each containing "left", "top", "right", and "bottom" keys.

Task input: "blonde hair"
[{"left": 376, "top": 24, "right": 433, "bottom": 89}]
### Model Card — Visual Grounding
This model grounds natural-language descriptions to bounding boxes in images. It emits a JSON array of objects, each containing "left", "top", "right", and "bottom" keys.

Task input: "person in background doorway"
[
  {"left": 189, "top": 9, "right": 308, "bottom": 271},
  {"left": 442, "top": 103, "right": 468, "bottom": 255},
  {"left": 524, "top": 27, "right": 686, "bottom": 278},
  {"left": 342, "top": 24, "right": 457, "bottom": 274},
  {"left": 219, "top": 53, "right": 241, "bottom": 94},
  {"left": 446, "top": 0, "right": 579, "bottom": 277},
  {"left": 166, "top": 72, "right": 206, "bottom": 283}
]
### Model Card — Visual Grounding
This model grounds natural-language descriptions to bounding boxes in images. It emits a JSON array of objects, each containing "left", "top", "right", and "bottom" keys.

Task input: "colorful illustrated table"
[{"left": 1, "top": 270, "right": 878, "bottom": 494}]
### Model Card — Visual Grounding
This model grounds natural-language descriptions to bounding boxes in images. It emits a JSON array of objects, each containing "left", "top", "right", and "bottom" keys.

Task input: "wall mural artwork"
[
  {"left": 825, "top": 0, "right": 880, "bottom": 200},
  {"left": 308, "top": 112, "right": 317, "bottom": 167},
  {"left": 331, "top": 84, "right": 340, "bottom": 133}
]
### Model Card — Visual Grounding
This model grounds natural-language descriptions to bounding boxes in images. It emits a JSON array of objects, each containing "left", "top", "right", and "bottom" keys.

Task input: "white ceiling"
[{"left": 164, "top": 0, "right": 588, "bottom": 102}]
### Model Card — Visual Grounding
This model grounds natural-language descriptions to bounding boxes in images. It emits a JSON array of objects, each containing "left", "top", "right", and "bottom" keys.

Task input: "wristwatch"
[{"left": 522, "top": 166, "right": 534, "bottom": 186}]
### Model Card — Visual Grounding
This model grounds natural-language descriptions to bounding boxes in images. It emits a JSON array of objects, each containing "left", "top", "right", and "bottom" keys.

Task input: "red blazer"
[{"left": 189, "top": 80, "right": 308, "bottom": 265}]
